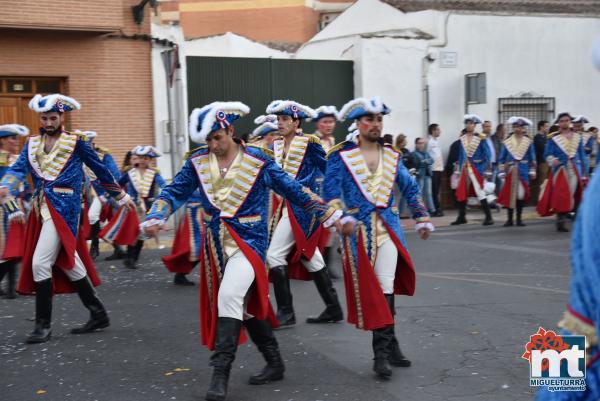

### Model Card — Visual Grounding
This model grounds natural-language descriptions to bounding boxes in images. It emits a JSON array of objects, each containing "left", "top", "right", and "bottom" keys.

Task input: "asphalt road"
[{"left": 0, "top": 219, "right": 571, "bottom": 401}]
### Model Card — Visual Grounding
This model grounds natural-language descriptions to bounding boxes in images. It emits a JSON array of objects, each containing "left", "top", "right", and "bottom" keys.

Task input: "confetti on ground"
[{"left": 36, "top": 390, "right": 46, "bottom": 395}]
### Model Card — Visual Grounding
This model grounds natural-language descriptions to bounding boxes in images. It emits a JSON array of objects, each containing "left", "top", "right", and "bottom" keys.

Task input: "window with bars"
[{"left": 497, "top": 96, "right": 555, "bottom": 135}]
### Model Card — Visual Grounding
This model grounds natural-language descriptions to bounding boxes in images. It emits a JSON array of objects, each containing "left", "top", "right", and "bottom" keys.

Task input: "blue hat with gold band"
[
  {"left": 132, "top": 145, "right": 161, "bottom": 158},
  {"left": 507, "top": 116, "right": 533, "bottom": 127},
  {"left": 310, "top": 105, "right": 338, "bottom": 122},
  {"left": 266, "top": 100, "right": 317, "bottom": 120},
  {"left": 337, "top": 97, "right": 390, "bottom": 121},
  {"left": 189, "top": 101, "right": 250, "bottom": 143},
  {"left": 28, "top": 94, "right": 81, "bottom": 113},
  {"left": 0, "top": 124, "right": 29, "bottom": 139},
  {"left": 251, "top": 115, "right": 278, "bottom": 139},
  {"left": 463, "top": 114, "right": 483, "bottom": 124}
]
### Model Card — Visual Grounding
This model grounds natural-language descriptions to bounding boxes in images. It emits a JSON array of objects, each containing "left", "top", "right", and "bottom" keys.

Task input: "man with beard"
[
  {"left": 323, "top": 97, "right": 433, "bottom": 379},
  {"left": 142, "top": 101, "right": 341, "bottom": 401},
  {"left": 265, "top": 100, "right": 344, "bottom": 327},
  {"left": 0, "top": 93, "right": 134, "bottom": 344},
  {"left": 537, "top": 112, "right": 587, "bottom": 232},
  {"left": 0, "top": 124, "right": 30, "bottom": 299}
]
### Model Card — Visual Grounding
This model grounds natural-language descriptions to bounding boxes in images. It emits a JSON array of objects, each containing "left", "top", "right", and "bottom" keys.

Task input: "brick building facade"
[
  {"left": 0, "top": 0, "right": 154, "bottom": 165},
  {"left": 157, "top": 0, "right": 354, "bottom": 43}
]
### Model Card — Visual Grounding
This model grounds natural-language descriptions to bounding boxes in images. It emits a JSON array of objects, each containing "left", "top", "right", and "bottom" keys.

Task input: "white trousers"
[
  {"left": 32, "top": 218, "right": 87, "bottom": 282},
  {"left": 88, "top": 196, "right": 102, "bottom": 225},
  {"left": 266, "top": 214, "right": 325, "bottom": 272},
  {"left": 373, "top": 240, "right": 398, "bottom": 294},
  {"left": 217, "top": 251, "right": 256, "bottom": 320}
]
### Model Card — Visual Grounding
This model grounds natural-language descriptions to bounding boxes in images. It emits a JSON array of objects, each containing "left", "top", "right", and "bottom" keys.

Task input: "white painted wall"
[
  {"left": 428, "top": 13, "right": 600, "bottom": 153},
  {"left": 151, "top": 23, "right": 188, "bottom": 179},
  {"left": 185, "top": 32, "right": 291, "bottom": 58},
  {"left": 296, "top": 0, "right": 600, "bottom": 158}
]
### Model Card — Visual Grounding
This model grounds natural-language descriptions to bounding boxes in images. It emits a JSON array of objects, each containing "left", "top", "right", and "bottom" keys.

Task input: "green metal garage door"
[{"left": 187, "top": 56, "right": 354, "bottom": 144}]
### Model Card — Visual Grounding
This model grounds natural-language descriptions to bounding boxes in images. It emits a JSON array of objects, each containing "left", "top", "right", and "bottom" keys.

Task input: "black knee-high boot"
[
  {"left": 481, "top": 199, "right": 494, "bottom": 226},
  {"left": 26, "top": 279, "right": 53, "bottom": 344},
  {"left": 70, "top": 277, "right": 110, "bottom": 334},
  {"left": 270, "top": 265, "right": 295, "bottom": 328},
  {"left": 372, "top": 323, "right": 394, "bottom": 379},
  {"left": 504, "top": 208, "right": 514, "bottom": 227},
  {"left": 306, "top": 268, "right": 344, "bottom": 324},
  {"left": 4, "top": 261, "right": 17, "bottom": 299},
  {"left": 450, "top": 202, "right": 467, "bottom": 225},
  {"left": 124, "top": 240, "right": 144, "bottom": 269},
  {"left": 89, "top": 222, "right": 101, "bottom": 260},
  {"left": 556, "top": 213, "right": 569, "bottom": 232},
  {"left": 0, "top": 261, "right": 9, "bottom": 297},
  {"left": 205, "top": 317, "right": 242, "bottom": 401},
  {"left": 516, "top": 200, "right": 526, "bottom": 226},
  {"left": 385, "top": 294, "right": 411, "bottom": 367},
  {"left": 244, "top": 318, "right": 285, "bottom": 385}
]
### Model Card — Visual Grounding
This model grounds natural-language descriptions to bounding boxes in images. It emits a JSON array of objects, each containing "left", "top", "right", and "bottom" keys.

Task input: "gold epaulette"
[
  {"left": 150, "top": 166, "right": 161, "bottom": 174},
  {"left": 69, "top": 130, "right": 86, "bottom": 139},
  {"left": 547, "top": 131, "right": 559, "bottom": 139},
  {"left": 476, "top": 132, "right": 487, "bottom": 140},
  {"left": 95, "top": 145, "right": 110, "bottom": 154},
  {"left": 304, "top": 134, "right": 322, "bottom": 145},
  {"left": 326, "top": 141, "right": 349, "bottom": 158},
  {"left": 184, "top": 145, "right": 207, "bottom": 159},
  {"left": 246, "top": 144, "right": 274, "bottom": 158}
]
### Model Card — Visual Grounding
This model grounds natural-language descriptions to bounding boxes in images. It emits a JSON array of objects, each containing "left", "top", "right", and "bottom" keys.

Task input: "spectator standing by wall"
[
  {"left": 427, "top": 123, "right": 444, "bottom": 216},
  {"left": 412, "top": 138, "right": 435, "bottom": 214}
]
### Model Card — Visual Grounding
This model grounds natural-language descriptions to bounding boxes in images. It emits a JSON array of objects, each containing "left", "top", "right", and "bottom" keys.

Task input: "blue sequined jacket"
[
  {"left": 544, "top": 134, "right": 588, "bottom": 177},
  {"left": 145, "top": 144, "right": 336, "bottom": 267},
  {"left": 91, "top": 149, "right": 121, "bottom": 197},
  {"left": 498, "top": 136, "right": 537, "bottom": 185},
  {"left": 322, "top": 140, "right": 429, "bottom": 257},
  {"left": 271, "top": 134, "right": 327, "bottom": 238},
  {"left": 0, "top": 132, "right": 127, "bottom": 237},
  {"left": 119, "top": 167, "right": 166, "bottom": 211},
  {"left": 456, "top": 133, "right": 491, "bottom": 176}
]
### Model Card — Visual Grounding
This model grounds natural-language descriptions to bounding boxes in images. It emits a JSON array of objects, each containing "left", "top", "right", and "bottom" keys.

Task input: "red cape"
[
  {"left": 162, "top": 211, "right": 198, "bottom": 274},
  {"left": 3, "top": 220, "right": 25, "bottom": 260},
  {"left": 455, "top": 162, "right": 484, "bottom": 202},
  {"left": 537, "top": 166, "right": 582, "bottom": 216},
  {"left": 341, "top": 222, "right": 415, "bottom": 331},
  {"left": 199, "top": 222, "right": 278, "bottom": 350},
  {"left": 497, "top": 170, "right": 530, "bottom": 208},
  {"left": 99, "top": 206, "right": 140, "bottom": 246},
  {"left": 17, "top": 207, "right": 101, "bottom": 295}
]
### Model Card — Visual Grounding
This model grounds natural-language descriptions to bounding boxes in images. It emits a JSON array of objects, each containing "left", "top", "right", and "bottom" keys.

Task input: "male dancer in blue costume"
[
  {"left": 0, "top": 94, "right": 134, "bottom": 344},
  {"left": 450, "top": 114, "right": 494, "bottom": 226},
  {"left": 323, "top": 97, "right": 433, "bottom": 379},
  {"left": 265, "top": 100, "right": 344, "bottom": 327},
  {"left": 142, "top": 101, "right": 341, "bottom": 401},
  {"left": 0, "top": 124, "right": 30, "bottom": 299},
  {"left": 497, "top": 117, "right": 537, "bottom": 227}
]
